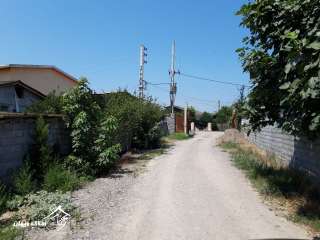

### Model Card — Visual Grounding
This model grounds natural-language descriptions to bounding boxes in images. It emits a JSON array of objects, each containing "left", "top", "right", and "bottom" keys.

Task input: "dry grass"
[{"left": 220, "top": 139, "right": 320, "bottom": 235}]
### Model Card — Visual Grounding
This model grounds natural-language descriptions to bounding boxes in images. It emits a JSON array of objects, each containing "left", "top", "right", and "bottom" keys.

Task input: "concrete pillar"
[
  {"left": 190, "top": 122, "right": 195, "bottom": 134},
  {"left": 208, "top": 122, "right": 212, "bottom": 131},
  {"left": 184, "top": 106, "right": 187, "bottom": 134}
]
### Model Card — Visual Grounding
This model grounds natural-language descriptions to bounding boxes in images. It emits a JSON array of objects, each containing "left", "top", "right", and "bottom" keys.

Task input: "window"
[{"left": 15, "top": 86, "right": 24, "bottom": 98}]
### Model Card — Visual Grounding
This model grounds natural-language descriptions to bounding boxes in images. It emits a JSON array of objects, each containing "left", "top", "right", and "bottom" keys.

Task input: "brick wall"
[
  {"left": 0, "top": 113, "right": 71, "bottom": 182},
  {"left": 246, "top": 125, "right": 320, "bottom": 181}
]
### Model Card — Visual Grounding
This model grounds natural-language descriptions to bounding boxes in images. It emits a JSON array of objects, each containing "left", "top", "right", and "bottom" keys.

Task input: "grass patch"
[
  {"left": 139, "top": 148, "right": 166, "bottom": 160},
  {"left": 167, "top": 132, "right": 190, "bottom": 141},
  {"left": 0, "top": 226, "right": 23, "bottom": 240},
  {"left": 43, "top": 163, "right": 88, "bottom": 193},
  {"left": 221, "top": 142, "right": 320, "bottom": 232}
]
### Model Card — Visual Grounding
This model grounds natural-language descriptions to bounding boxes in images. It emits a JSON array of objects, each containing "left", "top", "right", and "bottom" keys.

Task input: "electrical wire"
[
  {"left": 147, "top": 84, "right": 232, "bottom": 108},
  {"left": 179, "top": 72, "right": 250, "bottom": 88},
  {"left": 145, "top": 81, "right": 170, "bottom": 86}
]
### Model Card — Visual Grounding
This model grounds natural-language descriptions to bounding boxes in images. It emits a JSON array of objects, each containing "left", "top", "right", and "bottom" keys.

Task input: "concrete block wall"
[
  {"left": 246, "top": 125, "right": 320, "bottom": 181},
  {"left": 0, "top": 113, "right": 71, "bottom": 182},
  {"left": 165, "top": 115, "right": 175, "bottom": 134}
]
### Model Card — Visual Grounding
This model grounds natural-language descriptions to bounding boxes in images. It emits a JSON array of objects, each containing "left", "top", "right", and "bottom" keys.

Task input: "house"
[
  {"left": 165, "top": 105, "right": 191, "bottom": 133},
  {"left": 165, "top": 105, "right": 185, "bottom": 115},
  {"left": 0, "top": 64, "right": 78, "bottom": 95},
  {"left": 0, "top": 81, "right": 45, "bottom": 112}
]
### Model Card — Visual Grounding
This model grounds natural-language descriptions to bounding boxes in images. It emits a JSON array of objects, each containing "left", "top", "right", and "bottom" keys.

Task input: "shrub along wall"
[{"left": 0, "top": 113, "right": 71, "bottom": 182}]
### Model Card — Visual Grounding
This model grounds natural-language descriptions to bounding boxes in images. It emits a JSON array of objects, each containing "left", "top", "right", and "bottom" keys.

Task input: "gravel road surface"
[{"left": 39, "top": 131, "right": 310, "bottom": 240}]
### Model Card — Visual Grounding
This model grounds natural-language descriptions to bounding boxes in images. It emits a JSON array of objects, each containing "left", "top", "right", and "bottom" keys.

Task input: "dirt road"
[{"left": 59, "top": 132, "right": 309, "bottom": 239}]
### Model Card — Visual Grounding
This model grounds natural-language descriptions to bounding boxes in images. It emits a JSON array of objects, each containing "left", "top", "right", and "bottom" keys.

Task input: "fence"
[
  {"left": 245, "top": 125, "right": 320, "bottom": 182},
  {"left": 0, "top": 112, "right": 71, "bottom": 182}
]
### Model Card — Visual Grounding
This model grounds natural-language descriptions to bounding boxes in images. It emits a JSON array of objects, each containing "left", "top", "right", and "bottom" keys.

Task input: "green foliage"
[
  {"left": 237, "top": 0, "right": 320, "bottom": 138},
  {"left": 144, "top": 123, "right": 163, "bottom": 148},
  {"left": 13, "top": 159, "right": 36, "bottom": 196},
  {"left": 102, "top": 91, "right": 165, "bottom": 150},
  {"left": 63, "top": 78, "right": 101, "bottom": 173},
  {"left": 197, "top": 112, "right": 212, "bottom": 129},
  {"left": 0, "top": 181, "right": 8, "bottom": 214},
  {"left": 188, "top": 106, "right": 196, "bottom": 123},
  {"left": 13, "top": 190, "right": 74, "bottom": 221},
  {"left": 132, "top": 97, "right": 165, "bottom": 149},
  {"left": 102, "top": 91, "right": 140, "bottom": 150},
  {"left": 0, "top": 226, "right": 22, "bottom": 240},
  {"left": 43, "top": 163, "right": 84, "bottom": 193},
  {"left": 25, "top": 91, "right": 64, "bottom": 114},
  {"left": 94, "top": 116, "right": 121, "bottom": 172},
  {"left": 215, "top": 106, "right": 233, "bottom": 125},
  {"left": 6, "top": 195, "right": 24, "bottom": 211},
  {"left": 29, "top": 116, "right": 52, "bottom": 179}
]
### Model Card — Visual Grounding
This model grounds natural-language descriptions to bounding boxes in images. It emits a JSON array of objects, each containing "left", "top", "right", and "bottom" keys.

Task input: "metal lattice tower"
[{"left": 139, "top": 45, "right": 147, "bottom": 98}]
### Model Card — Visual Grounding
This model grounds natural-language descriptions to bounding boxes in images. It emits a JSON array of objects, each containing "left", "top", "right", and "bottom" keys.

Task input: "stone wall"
[
  {"left": 246, "top": 125, "right": 320, "bottom": 181},
  {"left": 0, "top": 113, "right": 71, "bottom": 182}
]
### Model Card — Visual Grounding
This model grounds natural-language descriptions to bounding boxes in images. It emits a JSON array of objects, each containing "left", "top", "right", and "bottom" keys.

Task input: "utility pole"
[
  {"left": 139, "top": 44, "right": 148, "bottom": 99},
  {"left": 184, "top": 103, "right": 188, "bottom": 134},
  {"left": 218, "top": 100, "right": 221, "bottom": 111},
  {"left": 169, "top": 41, "right": 179, "bottom": 116}
]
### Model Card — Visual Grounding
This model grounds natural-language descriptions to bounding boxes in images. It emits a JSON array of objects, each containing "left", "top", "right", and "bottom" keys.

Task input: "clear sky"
[{"left": 0, "top": 0, "right": 249, "bottom": 112}]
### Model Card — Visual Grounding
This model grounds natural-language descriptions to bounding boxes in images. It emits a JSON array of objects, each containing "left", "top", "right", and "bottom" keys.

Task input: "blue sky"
[{"left": 0, "top": 0, "right": 249, "bottom": 112}]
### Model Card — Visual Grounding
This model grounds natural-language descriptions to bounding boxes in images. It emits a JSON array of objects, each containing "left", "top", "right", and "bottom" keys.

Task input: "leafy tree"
[
  {"left": 102, "top": 91, "right": 164, "bottom": 150},
  {"left": 132, "top": 96, "right": 165, "bottom": 149},
  {"left": 62, "top": 78, "right": 101, "bottom": 173},
  {"left": 94, "top": 116, "right": 121, "bottom": 172},
  {"left": 188, "top": 106, "right": 197, "bottom": 123},
  {"left": 215, "top": 106, "right": 233, "bottom": 126},
  {"left": 198, "top": 112, "right": 212, "bottom": 129},
  {"left": 25, "top": 91, "right": 64, "bottom": 114},
  {"left": 102, "top": 91, "right": 141, "bottom": 150},
  {"left": 237, "top": 0, "right": 320, "bottom": 138}
]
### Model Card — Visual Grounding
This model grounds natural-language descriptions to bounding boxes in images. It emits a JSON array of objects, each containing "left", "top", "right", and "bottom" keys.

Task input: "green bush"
[
  {"left": 25, "top": 91, "right": 64, "bottom": 114},
  {"left": 43, "top": 164, "right": 83, "bottom": 193},
  {"left": 13, "top": 190, "right": 74, "bottom": 221},
  {"left": 94, "top": 116, "right": 121, "bottom": 172},
  {"left": 101, "top": 91, "right": 164, "bottom": 150},
  {"left": 0, "top": 226, "right": 22, "bottom": 240},
  {"left": 12, "top": 159, "right": 36, "bottom": 195},
  {"left": 63, "top": 78, "right": 101, "bottom": 174},
  {"left": 133, "top": 97, "right": 165, "bottom": 149},
  {"left": 0, "top": 181, "right": 8, "bottom": 214},
  {"left": 6, "top": 195, "right": 24, "bottom": 211},
  {"left": 215, "top": 106, "right": 233, "bottom": 126},
  {"left": 29, "top": 116, "right": 53, "bottom": 179}
]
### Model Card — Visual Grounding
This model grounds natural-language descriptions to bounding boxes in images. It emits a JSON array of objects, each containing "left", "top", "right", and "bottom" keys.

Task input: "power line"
[
  {"left": 145, "top": 81, "right": 170, "bottom": 86},
  {"left": 147, "top": 84, "right": 233, "bottom": 107},
  {"left": 179, "top": 72, "right": 250, "bottom": 88}
]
